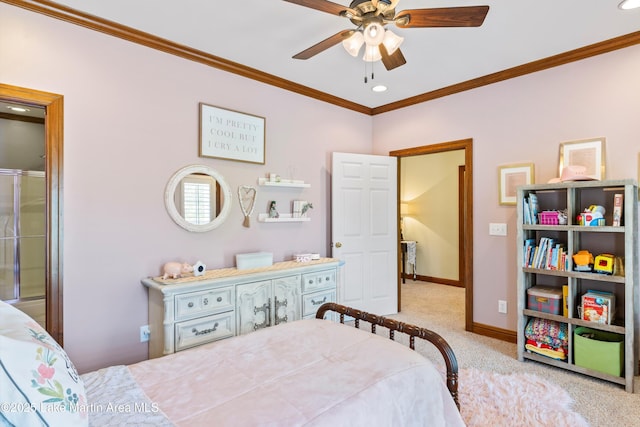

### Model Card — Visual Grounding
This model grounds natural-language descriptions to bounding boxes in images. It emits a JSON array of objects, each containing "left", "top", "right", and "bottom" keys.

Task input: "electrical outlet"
[
  {"left": 498, "top": 300, "right": 507, "bottom": 314},
  {"left": 139, "top": 325, "right": 150, "bottom": 342},
  {"left": 489, "top": 223, "right": 507, "bottom": 236}
]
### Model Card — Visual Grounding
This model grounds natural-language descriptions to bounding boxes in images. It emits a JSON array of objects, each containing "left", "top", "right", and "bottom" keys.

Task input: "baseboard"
[{"left": 471, "top": 322, "right": 517, "bottom": 344}]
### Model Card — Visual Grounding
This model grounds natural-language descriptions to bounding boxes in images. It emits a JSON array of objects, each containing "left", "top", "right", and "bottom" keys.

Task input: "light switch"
[{"left": 489, "top": 223, "right": 507, "bottom": 236}]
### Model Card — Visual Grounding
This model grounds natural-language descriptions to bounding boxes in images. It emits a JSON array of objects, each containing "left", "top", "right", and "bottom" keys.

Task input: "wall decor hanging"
[
  {"left": 558, "top": 138, "right": 605, "bottom": 181},
  {"left": 498, "top": 163, "right": 534, "bottom": 205},
  {"left": 238, "top": 185, "right": 257, "bottom": 227},
  {"left": 199, "top": 103, "right": 266, "bottom": 164}
]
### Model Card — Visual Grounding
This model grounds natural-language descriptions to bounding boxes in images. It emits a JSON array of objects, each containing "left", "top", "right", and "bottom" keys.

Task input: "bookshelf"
[{"left": 516, "top": 180, "right": 638, "bottom": 391}]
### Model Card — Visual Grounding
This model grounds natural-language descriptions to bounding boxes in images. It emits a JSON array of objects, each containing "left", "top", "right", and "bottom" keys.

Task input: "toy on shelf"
[
  {"left": 572, "top": 250, "right": 593, "bottom": 272},
  {"left": 593, "top": 253, "right": 615, "bottom": 275},
  {"left": 577, "top": 205, "right": 605, "bottom": 226}
]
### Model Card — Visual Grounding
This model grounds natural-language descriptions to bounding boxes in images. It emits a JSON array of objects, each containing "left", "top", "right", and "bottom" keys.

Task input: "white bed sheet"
[{"left": 84, "top": 319, "right": 464, "bottom": 426}]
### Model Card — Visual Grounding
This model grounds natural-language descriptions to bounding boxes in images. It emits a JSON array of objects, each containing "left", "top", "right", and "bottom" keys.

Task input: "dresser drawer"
[
  {"left": 302, "top": 269, "right": 336, "bottom": 293},
  {"left": 175, "top": 311, "right": 235, "bottom": 351},
  {"left": 302, "top": 289, "right": 336, "bottom": 317},
  {"left": 175, "top": 287, "right": 234, "bottom": 320}
]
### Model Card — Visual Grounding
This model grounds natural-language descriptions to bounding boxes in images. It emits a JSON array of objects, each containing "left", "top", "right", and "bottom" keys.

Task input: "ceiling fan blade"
[
  {"left": 283, "top": 0, "right": 355, "bottom": 16},
  {"left": 395, "top": 6, "right": 489, "bottom": 28},
  {"left": 292, "top": 30, "right": 355, "bottom": 60},
  {"left": 379, "top": 44, "right": 406, "bottom": 71}
]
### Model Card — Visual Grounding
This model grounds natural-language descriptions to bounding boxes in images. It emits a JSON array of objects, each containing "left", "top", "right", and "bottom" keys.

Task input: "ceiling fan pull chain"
[{"left": 364, "top": 60, "right": 368, "bottom": 83}]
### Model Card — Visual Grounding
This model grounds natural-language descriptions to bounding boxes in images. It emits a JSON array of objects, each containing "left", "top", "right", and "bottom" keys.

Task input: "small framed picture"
[
  {"left": 558, "top": 138, "right": 605, "bottom": 181},
  {"left": 498, "top": 163, "right": 534, "bottom": 205},
  {"left": 199, "top": 103, "right": 266, "bottom": 164}
]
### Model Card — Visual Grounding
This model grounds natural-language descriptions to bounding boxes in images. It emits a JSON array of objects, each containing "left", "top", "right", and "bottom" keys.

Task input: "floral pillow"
[{"left": 0, "top": 300, "right": 88, "bottom": 427}]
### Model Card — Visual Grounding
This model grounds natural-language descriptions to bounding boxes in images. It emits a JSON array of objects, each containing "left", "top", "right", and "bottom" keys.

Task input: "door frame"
[
  {"left": 0, "top": 83, "right": 64, "bottom": 345},
  {"left": 390, "top": 138, "right": 473, "bottom": 332}
]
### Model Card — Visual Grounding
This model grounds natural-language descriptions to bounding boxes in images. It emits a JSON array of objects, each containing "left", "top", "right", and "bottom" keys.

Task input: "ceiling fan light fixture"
[
  {"left": 363, "top": 45, "right": 382, "bottom": 62},
  {"left": 382, "top": 29, "right": 403, "bottom": 55},
  {"left": 619, "top": 0, "right": 640, "bottom": 9},
  {"left": 342, "top": 31, "right": 364, "bottom": 57},
  {"left": 363, "top": 22, "right": 385, "bottom": 46}
]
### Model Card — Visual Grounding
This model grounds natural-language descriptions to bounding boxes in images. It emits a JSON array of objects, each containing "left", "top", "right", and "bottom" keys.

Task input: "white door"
[{"left": 331, "top": 152, "right": 398, "bottom": 315}]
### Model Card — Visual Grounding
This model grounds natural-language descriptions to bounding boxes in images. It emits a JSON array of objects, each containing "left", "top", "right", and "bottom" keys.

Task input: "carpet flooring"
[{"left": 390, "top": 280, "right": 640, "bottom": 427}]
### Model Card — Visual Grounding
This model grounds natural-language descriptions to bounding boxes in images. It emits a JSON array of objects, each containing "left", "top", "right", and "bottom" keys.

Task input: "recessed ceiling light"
[
  {"left": 619, "top": 0, "right": 640, "bottom": 9},
  {"left": 372, "top": 85, "right": 387, "bottom": 92},
  {"left": 7, "top": 106, "right": 30, "bottom": 113}
]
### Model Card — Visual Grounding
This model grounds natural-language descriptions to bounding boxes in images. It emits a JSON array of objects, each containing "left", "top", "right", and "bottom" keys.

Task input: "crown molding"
[{"left": 5, "top": 0, "right": 640, "bottom": 116}]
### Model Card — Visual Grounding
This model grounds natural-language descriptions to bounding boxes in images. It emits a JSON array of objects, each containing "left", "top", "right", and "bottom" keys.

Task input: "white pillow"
[{"left": 0, "top": 301, "right": 88, "bottom": 426}]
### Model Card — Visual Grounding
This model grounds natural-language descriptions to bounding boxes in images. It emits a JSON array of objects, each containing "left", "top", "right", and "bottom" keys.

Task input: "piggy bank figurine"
[{"left": 162, "top": 262, "right": 193, "bottom": 279}]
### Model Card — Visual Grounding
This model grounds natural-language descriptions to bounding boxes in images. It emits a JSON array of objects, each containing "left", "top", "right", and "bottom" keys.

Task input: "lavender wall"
[
  {"left": 373, "top": 44, "right": 640, "bottom": 330},
  {"left": 1, "top": 4, "right": 371, "bottom": 372},
  {"left": 4, "top": 2, "right": 640, "bottom": 372}
]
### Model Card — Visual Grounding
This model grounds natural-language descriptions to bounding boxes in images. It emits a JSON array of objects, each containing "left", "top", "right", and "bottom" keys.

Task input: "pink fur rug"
[{"left": 458, "top": 368, "right": 589, "bottom": 426}]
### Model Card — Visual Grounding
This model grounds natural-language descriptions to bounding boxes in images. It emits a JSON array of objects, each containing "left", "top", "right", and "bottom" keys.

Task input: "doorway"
[
  {"left": 390, "top": 138, "right": 474, "bottom": 332},
  {"left": 0, "top": 83, "right": 64, "bottom": 345}
]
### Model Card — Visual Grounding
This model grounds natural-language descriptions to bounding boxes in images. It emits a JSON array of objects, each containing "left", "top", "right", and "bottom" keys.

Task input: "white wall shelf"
[
  {"left": 258, "top": 213, "right": 310, "bottom": 223},
  {"left": 258, "top": 177, "right": 310, "bottom": 188}
]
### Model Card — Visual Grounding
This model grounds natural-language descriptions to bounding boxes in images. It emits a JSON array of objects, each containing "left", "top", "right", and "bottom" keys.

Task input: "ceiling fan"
[{"left": 284, "top": 0, "right": 490, "bottom": 71}]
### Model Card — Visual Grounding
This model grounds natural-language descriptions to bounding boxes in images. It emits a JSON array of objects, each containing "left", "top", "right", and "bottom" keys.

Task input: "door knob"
[{"left": 335, "top": 242, "right": 342, "bottom": 248}]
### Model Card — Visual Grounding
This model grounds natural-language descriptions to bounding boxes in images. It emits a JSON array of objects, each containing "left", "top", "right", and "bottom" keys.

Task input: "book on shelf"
[
  {"left": 523, "top": 198, "right": 531, "bottom": 224},
  {"left": 523, "top": 238, "right": 535, "bottom": 266},
  {"left": 522, "top": 194, "right": 539, "bottom": 224},
  {"left": 581, "top": 290, "right": 616, "bottom": 324},
  {"left": 612, "top": 193, "right": 623, "bottom": 226},
  {"left": 522, "top": 237, "right": 565, "bottom": 270},
  {"left": 529, "top": 194, "right": 539, "bottom": 224}
]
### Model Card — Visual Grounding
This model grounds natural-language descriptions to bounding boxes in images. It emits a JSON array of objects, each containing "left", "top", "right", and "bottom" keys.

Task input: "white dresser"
[{"left": 142, "top": 258, "right": 340, "bottom": 358}]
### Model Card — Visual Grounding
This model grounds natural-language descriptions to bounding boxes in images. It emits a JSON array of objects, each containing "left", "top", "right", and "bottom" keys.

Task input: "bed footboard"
[{"left": 316, "top": 302, "right": 459, "bottom": 410}]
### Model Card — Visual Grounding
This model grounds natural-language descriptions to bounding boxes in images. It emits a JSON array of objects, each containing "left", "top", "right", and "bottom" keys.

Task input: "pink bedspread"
[{"left": 124, "top": 319, "right": 463, "bottom": 426}]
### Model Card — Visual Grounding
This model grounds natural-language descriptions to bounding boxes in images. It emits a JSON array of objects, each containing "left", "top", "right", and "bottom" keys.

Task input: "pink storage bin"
[{"left": 538, "top": 211, "right": 560, "bottom": 225}]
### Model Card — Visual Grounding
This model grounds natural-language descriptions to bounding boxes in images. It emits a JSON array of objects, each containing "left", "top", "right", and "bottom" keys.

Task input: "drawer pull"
[
  {"left": 311, "top": 296, "right": 327, "bottom": 306},
  {"left": 253, "top": 298, "right": 271, "bottom": 330},
  {"left": 188, "top": 302, "right": 194, "bottom": 308},
  {"left": 192, "top": 322, "right": 218, "bottom": 336},
  {"left": 217, "top": 296, "right": 222, "bottom": 302},
  {"left": 274, "top": 296, "right": 288, "bottom": 325},
  {"left": 308, "top": 279, "right": 313, "bottom": 284},
  {"left": 203, "top": 298, "right": 209, "bottom": 305}
]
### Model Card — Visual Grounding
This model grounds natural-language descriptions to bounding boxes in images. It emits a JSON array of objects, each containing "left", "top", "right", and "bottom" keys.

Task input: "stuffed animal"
[{"left": 162, "top": 262, "right": 193, "bottom": 279}]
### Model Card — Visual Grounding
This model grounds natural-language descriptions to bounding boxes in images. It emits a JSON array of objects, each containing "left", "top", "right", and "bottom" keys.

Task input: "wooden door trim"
[
  {"left": 458, "top": 165, "right": 465, "bottom": 290},
  {"left": 390, "top": 138, "right": 474, "bottom": 332},
  {"left": 0, "top": 83, "right": 64, "bottom": 345}
]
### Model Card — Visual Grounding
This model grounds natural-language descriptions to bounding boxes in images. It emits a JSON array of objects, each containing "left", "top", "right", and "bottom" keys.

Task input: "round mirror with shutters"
[{"left": 164, "top": 164, "right": 232, "bottom": 232}]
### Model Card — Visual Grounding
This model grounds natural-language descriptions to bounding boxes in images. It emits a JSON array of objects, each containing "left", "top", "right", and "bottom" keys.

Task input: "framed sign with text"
[{"left": 199, "top": 103, "right": 265, "bottom": 164}]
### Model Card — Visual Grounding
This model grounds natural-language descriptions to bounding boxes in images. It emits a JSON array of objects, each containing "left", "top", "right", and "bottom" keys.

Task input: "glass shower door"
[
  {"left": 0, "top": 171, "right": 45, "bottom": 302},
  {"left": 0, "top": 173, "right": 16, "bottom": 301},
  {"left": 18, "top": 173, "right": 45, "bottom": 299}
]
